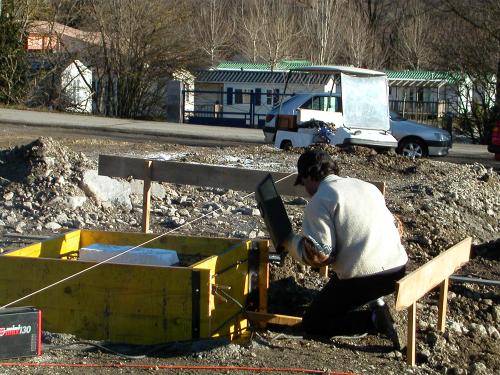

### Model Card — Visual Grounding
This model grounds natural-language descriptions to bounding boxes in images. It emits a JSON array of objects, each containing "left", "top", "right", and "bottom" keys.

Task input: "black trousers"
[{"left": 302, "top": 267, "right": 406, "bottom": 336}]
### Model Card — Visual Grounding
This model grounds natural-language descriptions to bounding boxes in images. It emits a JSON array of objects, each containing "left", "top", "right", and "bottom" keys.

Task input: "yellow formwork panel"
[
  {"left": 193, "top": 241, "right": 251, "bottom": 339},
  {"left": 5, "top": 230, "right": 82, "bottom": 258},
  {"left": 0, "top": 230, "right": 255, "bottom": 345}
]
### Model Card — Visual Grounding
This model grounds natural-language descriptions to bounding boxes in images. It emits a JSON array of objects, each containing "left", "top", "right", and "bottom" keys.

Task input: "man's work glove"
[
  {"left": 302, "top": 236, "right": 332, "bottom": 268},
  {"left": 285, "top": 234, "right": 335, "bottom": 269}
]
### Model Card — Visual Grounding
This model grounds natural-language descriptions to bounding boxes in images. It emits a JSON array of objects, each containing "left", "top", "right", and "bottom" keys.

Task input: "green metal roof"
[
  {"left": 385, "top": 70, "right": 456, "bottom": 82},
  {"left": 216, "top": 60, "right": 312, "bottom": 71},
  {"left": 214, "top": 62, "right": 460, "bottom": 84}
]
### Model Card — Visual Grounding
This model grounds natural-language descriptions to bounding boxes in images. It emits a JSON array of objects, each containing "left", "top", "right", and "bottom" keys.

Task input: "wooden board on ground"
[
  {"left": 395, "top": 237, "right": 472, "bottom": 310},
  {"left": 98, "top": 155, "right": 386, "bottom": 198}
]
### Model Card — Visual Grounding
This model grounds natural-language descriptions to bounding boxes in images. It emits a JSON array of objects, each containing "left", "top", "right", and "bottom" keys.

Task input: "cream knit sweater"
[{"left": 289, "top": 175, "right": 408, "bottom": 279}]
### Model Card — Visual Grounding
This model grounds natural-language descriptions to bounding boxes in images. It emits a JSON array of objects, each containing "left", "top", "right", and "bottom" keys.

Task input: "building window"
[
  {"left": 235, "top": 89, "right": 243, "bottom": 104},
  {"left": 266, "top": 90, "right": 273, "bottom": 105},
  {"left": 226, "top": 87, "right": 233, "bottom": 105},
  {"left": 417, "top": 88, "right": 424, "bottom": 102},
  {"left": 255, "top": 88, "right": 261, "bottom": 106},
  {"left": 273, "top": 89, "right": 280, "bottom": 105},
  {"left": 243, "top": 90, "right": 251, "bottom": 104}
]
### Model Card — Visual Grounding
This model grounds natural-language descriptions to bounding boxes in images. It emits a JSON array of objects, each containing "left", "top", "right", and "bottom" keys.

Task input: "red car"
[{"left": 488, "top": 120, "right": 500, "bottom": 161}]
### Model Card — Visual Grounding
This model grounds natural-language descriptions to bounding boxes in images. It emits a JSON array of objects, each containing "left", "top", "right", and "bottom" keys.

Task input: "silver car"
[{"left": 390, "top": 111, "right": 452, "bottom": 158}]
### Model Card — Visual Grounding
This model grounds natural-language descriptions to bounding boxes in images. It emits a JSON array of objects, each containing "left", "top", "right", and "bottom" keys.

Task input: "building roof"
[
  {"left": 385, "top": 70, "right": 459, "bottom": 87},
  {"left": 292, "top": 65, "right": 385, "bottom": 77},
  {"left": 199, "top": 62, "right": 458, "bottom": 87},
  {"left": 195, "top": 70, "right": 330, "bottom": 85},
  {"left": 216, "top": 60, "right": 312, "bottom": 71},
  {"left": 28, "top": 21, "right": 100, "bottom": 45}
]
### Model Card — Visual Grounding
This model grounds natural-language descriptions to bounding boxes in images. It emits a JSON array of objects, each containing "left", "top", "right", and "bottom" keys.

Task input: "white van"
[{"left": 263, "top": 66, "right": 398, "bottom": 150}]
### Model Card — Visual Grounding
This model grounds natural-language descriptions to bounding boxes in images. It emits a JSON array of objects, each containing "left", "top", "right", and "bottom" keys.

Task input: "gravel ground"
[{"left": 0, "top": 135, "right": 498, "bottom": 375}]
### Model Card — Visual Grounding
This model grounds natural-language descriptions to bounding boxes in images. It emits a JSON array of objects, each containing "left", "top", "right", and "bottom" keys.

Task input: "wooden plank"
[
  {"left": 99, "top": 155, "right": 302, "bottom": 196},
  {"left": 319, "top": 266, "right": 328, "bottom": 278},
  {"left": 98, "top": 155, "right": 385, "bottom": 197},
  {"left": 407, "top": 303, "right": 417, "bottom": 366},
  {"left": 246, "top": 311, "right": 302, "bottom": 326},
  {"left": 395, "top": 237, "right": 472, "bottom": 310},
  {"left": 258, "top": 240, "right": 270, "bottom": 329},
  {"left": 438, "top": 278, "right": 449, "bottom": 333},
  {"left": 142, "top": 160, "right": 152, "bottom": 233}
]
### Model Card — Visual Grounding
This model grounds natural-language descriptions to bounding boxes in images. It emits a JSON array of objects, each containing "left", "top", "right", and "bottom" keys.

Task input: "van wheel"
[{"left": 280, "top": 140, "right": 293, "bottom": 150}]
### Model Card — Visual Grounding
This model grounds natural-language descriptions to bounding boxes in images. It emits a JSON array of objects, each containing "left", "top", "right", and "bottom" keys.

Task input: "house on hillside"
[
  {"left": 26, "top": 21, "right": 100, "bottom": 53},
  {"left": 24, "top": 21, "right": 99, "bottom": 113},
  {"left": 190, "top": 62, "right": 483, "bottom": 127}
]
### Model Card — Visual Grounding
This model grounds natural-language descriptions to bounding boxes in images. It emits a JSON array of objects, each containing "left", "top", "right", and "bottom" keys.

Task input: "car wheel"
[
  {"left": 280, "top": 140, "right": 293, "bottom": 150},
  {"left": 398, "top": 138, "right": 428, "bottom": 158}
]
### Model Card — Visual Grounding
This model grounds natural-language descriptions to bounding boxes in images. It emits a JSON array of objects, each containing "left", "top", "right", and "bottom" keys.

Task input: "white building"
[
  {"left": 191, "top": 62, "right": 494, "bottom": 126},
  {"left": 61, "top": 60, "right": 93, "bottom": 113}
]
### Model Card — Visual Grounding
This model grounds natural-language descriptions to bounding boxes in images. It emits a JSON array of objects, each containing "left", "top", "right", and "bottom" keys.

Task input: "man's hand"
[{"left": 302, "top": 237, "right": 332, "bottom": 268}]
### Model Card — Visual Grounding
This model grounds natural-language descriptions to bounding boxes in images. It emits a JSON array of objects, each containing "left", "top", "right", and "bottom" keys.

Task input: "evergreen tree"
[{"left": 0, "top": 0, "right": 28, "bottom": 104}]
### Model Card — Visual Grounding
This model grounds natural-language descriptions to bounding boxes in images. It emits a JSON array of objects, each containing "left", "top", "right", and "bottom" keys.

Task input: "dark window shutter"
[
  {"left": 227, "top": 88, "right": 233, "bottom": 105},
  {"left": 255, "top": 88, "right": 261, "bottom": 106}
]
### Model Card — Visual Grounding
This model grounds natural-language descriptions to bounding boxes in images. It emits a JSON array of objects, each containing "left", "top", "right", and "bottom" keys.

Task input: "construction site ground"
[{"left": 0, "top": 128, "right": 498, "bottom": 375}]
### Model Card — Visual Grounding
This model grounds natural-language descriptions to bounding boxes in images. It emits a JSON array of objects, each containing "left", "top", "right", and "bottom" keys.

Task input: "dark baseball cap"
[{"left": 294, "top": 149, "right": 337, "bottom": 185}]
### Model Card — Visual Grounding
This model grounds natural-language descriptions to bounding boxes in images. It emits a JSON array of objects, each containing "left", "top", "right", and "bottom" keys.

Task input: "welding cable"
[
  {"left": 0, "top": 362, "right": 359, "bottom": 374},
  {"left": 46, "top": 327, "right": 253, "bottom": 359},
  {"left": 44, "top": 341, "right": 147, "bottom": 359},
  {"left": 0, "top": 172, "right": 297, "bottom": 310}
]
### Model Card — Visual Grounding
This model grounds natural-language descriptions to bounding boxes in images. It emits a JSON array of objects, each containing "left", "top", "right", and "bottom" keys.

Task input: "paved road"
[
  {"left": 443, "top": 143, "right": 499, "bottom": 171},
  {"left": 0, "top": 108, "right": 265, "bottom": 144},
  {"left": 1, "top": 108, "right": 498, "bottom": 171}
]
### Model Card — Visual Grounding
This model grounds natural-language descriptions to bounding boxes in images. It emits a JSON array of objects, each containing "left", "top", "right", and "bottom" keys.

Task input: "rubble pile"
[{"left": 0, "top": 138, "right": 498, "bottom": 374}]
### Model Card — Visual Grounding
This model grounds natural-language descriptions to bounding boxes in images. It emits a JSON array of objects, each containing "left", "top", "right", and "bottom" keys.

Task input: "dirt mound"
[
  {"left": 0, "top": 137, "right": 93, "bottom": 183},
  {"left": 0, "top": 137, "right": 498, "bottom": 374}
]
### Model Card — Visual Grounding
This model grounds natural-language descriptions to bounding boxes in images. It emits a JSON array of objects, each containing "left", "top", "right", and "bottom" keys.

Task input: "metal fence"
[
  {"left": 183, "top": 88, "right": 450, "bottom": 128},
  {"left": 182, "top": 89, "right": 293, "bottom": 128},
  {"left": 389, "top": 100, "right": 450, "bottom": 124}
]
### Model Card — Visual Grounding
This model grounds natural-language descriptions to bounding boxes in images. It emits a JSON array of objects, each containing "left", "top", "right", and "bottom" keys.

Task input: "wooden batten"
[
  {"left": 246, "top": 311, "right": 302, "bottom": 326},
  {"left": 98, "top": 154, "right": 385, "bottom": 198},
  {"left": 395, "top": 237, "right": 472, "bottom": 310},
  {"left": 142, "top": 160, "right": 152, "bottom": 233},
  {"left": 395, "top": 237, "right": 472, "bottom": 366}
]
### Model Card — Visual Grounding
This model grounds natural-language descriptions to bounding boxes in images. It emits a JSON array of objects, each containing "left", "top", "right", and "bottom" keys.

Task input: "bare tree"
[
  {"left": 302, "top": 0, "right": 343, "bottom": 65},
  {"left": 440, "top": 0, "right": 500, "bottom": 107},
  {"left": 236, "top": 0, "right": 262, "bottom": 63},
  {"left": 339, "top": 2, "right": 383, "bottom": 68},
  {"left": 257, "top": 0, "right": 303, "bottom": 70},
  {"left": 396, "top": 0, "right": 438, "bottom": 70},
  {"left": 85, "top": 0, "right": 194, "bottom": 118},
  {"left": 431, "top": 0, "right": 499, "bottom": 142},
  {"left": 190, "top": 0, "right": 235, "bottom": 67},
  {"left": 352, "top": 0, "right": 396, "bottom": 67}
]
